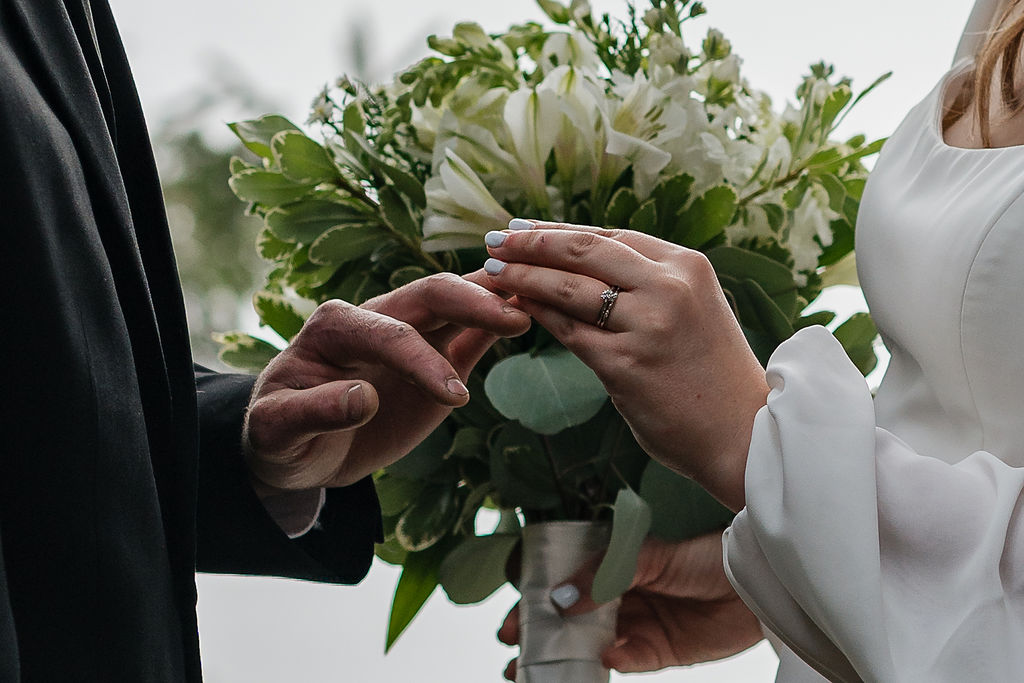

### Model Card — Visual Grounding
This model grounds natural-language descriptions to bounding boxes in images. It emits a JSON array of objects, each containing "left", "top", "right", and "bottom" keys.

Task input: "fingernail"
[
  {"left": 484, "top": 258, "right": 507, "bottom": 275},
  {"left": 344, "top": 383, "right": 364, "bottom": 422},
  {"left": 550, "top": 584, "right": 580, "bottom": 610},
  {"left": 485, "top": 231, "right": 508, "bottom": 247},
  {"left": 446, "top": 378, "right": 469, "bottom": 396},
  {"left": 508, "top": 218, "right": 534, "bottom": 231}
]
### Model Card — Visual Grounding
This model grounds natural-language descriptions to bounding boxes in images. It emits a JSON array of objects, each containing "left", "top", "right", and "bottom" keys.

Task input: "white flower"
[
  {"left": 539, "top": 31, "right": 602, "bottom": 74},
  {"left": 787, "top": 184, "right": 840, "bottom": 280},
  {"left": 422, "top": 149, "right": 512, "bottom": 251},
  {"left": 504, "top": 88, "right": 563, "bottom": 208}
]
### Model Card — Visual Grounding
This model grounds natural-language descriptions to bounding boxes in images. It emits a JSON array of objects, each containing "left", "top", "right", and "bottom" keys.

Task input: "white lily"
[
  {"left": 422, "top": 149, "right": 512, "bottom": 251},
  {"left": 504, "top": 87, "right": 563, "bottom": 210}
]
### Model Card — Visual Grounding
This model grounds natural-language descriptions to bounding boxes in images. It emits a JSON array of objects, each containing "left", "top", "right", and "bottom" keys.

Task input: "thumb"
[
  {"left": 246, "top": 380, "right": 381, "bottom": 457},
  {"left": 547, "top": 554, "right": 606, "bottom": 618}
]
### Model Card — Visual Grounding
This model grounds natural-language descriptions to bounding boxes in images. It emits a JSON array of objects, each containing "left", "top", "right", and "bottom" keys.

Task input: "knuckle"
[
  {"left": 567, "top": 231, "right": 598, "bottom": 259},
  {"left": 554, "top": 276, "right": 581, "bottom": 302}
]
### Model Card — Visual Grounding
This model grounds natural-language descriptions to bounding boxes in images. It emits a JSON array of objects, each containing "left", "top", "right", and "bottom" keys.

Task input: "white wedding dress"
[{"left": 721, "top": 1, "right": 1024, "bottom": 680}]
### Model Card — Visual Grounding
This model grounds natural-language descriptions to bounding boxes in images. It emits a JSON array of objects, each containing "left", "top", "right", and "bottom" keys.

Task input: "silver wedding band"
[{"left": 596, "top": 286, "right": 621, "bottom": 329}]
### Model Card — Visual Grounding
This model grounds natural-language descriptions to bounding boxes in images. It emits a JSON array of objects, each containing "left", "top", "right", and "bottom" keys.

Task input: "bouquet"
[{"left": 220, "top": 0, "right": 885, "bottom": 678}]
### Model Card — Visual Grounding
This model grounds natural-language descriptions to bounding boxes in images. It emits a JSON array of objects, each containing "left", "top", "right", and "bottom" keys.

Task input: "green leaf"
[
  {"left": 252, "top": 290, "right": 306, "bottom": 341},
  {"left": 818, "top": 174, "right": 848, "bottom": 214},
  {"left": 374, "top": 535, "right": 408, "bottom": 566},
  {"left": 375, "top": 474, "right": 425, "bottom": 517},
  {"left": 592, "top": 488, "right": 651, "bottom": 604},
  {"left": 212, "top": 331, "right": 280, "bottom": 373},
  {"left": 386, "top": 543, "right": 445, "bottom": 652},
  {"left": 489, "top": 422, "right": 562, "bottom": 511},
  {"left": 740, "top": 278, "right": 795, "bottom": 342},
  {"left": 380, "top": 164, "right": 428, "bottom": 210},
  {"left": 343, "top": 102, "right": 365, "bottom": 135},
  {"left": 444, "top": 427, "right": 487, "bottom": 460},
  {"left": 783, "top": 175, "right": 811, "bottom": 209},
  {"left": 345, "top": 132, "right": 427, "bottom": 208},
  {"left": 818, "top": 217, "right": 855, "bottom": 267},
  {"left": 265, "top": 199, "right": 370, "bottom": 243},
  {"left": 820, "top": 84, "right": 852, "bottom": 132},
  {"left": 386, "top": 424, "right": 451, "bottom": 480},
  {"left": 484, "top": 347, "right": 608, "bottom": 435},
  {"left": 673, "top": 185, "right": 737, "bottom": 248},
  {"left": 763, "top": 203, "right": 786, "bottom": 232},
  {"left": 628, "top": 198, "right": 657, "bottom": 234},
  {"left": 379, "top": 186, "right": 420, "bottom": 240},
  {"left": 639, "top": 462, "right": 734, "bottom": 541},
  {"left": 795, "top": 310, "right": 836, "bottom": 330},
  {"left": 389, "top": 265, "right": 429, "bottom": 289},
  {"left": 228, "top": 115, "right": 301, "bottom": 160},
  {"left": 271, "top": 131, "right": 340, "bottom": 184},
  {"left": 257, "top": 228, "right": 297, "bottom": 261},
  {"left": 706, "top": 246, "right": 797, "bottom": 318},
  {"left": 604, "top": 187, "right": 640, "bottom": 229},
  {"left": 229, "top": 155, "right": 257, "bottom": 175},
  {"left": 308, "top": 224, "right": 390, "bottom": 266},
  {"left": 395, "top": 484, "right": 459, "bottom": 552},
  {"left": 652, "top": 173, "right": 694, "bottom": 238},
  {"left": 536, "top": 0, "right": 571, "bottom": 23},
  {"left": 833, "top": 312, "right": 879, "bottom": 376},
  {"left": 229, "top": 169, "right": 316, "bottom": 207},
  {"left": 439, "top": 534, "right": 520, "bottom": 604}
]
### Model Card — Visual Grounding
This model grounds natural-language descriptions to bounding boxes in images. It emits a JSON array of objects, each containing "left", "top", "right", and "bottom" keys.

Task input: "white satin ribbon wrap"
[{"left": 516, "top": 521, "right": 620, "bottom": 683}]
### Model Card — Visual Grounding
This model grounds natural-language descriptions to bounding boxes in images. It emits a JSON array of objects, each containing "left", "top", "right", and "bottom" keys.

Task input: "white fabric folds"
[{"left": 724, "top": 327, "right": 1024, "bottom": 681}]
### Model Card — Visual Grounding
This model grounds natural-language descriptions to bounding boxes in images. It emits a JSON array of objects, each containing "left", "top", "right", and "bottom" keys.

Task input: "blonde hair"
[{"left": 945, "top": 0, "right": 1024, "bottom": 146}]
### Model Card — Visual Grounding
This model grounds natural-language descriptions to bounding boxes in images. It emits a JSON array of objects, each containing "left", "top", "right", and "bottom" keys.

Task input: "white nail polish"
[
  {"left": 550, "top": 584, "right": 580, "bottom": 610},
  {"left": 508, "top": 218, "right": 534, "bottom": 231},
  {"left": 485, "top": 231, "right": 508, "bottom": 247},
  {"left": 484, "top": 258, "right": 507, "bottom": 275}
]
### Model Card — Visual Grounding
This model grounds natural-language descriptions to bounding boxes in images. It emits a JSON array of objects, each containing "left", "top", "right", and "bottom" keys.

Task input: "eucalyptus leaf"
[
  {"left": 592, "top": 488, "right": 651, "bottom": 604},
  {"left": 484, "top": 347, "right": 607, "bottom": 435},
  {"left": 272, "top": 131, "right": 340, "bottom": 184},
  {"left": 639, "top": 461, "right": 734, "bottom": 541},
  {"left": 227, "top": 115, "right": 301, "bottom": 160},
  {"left": 444, "top": 427, "right": 487, "bottom": 460},
  {"left": 439, "top": 534, "right": 520, "bottom": 604}
]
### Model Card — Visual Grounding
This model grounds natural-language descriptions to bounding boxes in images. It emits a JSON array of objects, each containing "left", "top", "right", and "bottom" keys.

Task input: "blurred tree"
[{"left": 153, "top": 60, "right": 277, "bottom": 369}]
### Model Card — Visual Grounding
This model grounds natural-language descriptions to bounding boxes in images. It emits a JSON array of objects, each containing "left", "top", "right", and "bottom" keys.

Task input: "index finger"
[
  {"left": 363, "top": 272, "right": 530, "bottom": 338},
  {"left": 507, "top": 218, "right": 684, "bottom": 261}
]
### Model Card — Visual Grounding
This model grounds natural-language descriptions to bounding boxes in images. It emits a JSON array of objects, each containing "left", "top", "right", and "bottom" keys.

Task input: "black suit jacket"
[{"left": 0, "top": 1, "right": 381, "bottom": 680}]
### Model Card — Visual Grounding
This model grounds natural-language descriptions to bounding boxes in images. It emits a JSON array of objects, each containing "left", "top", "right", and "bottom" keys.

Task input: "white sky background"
[{"left": 107, "top": 1, "right": 974, "bottom": 681}]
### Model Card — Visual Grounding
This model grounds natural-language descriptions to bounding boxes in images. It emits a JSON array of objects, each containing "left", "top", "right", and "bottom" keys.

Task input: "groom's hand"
[{"left": 243, "top": 271, "right": 530, "bottom": 494}]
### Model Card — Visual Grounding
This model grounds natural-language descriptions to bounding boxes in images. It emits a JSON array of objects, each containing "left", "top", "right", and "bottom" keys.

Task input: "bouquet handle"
[{"left": 517, "top": 521, "right": 620, "bottom": 683}]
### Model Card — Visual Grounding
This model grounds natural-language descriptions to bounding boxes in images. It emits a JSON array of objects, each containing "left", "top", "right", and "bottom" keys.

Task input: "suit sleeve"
[{"left": 192, "top": 366, "right": 382, "bottom": 583}]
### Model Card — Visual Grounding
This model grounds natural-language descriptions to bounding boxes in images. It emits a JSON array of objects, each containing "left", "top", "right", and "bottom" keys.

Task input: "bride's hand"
[
  {"left": 484, "top": 221, "right": 769, "bottom": 510},
  {"left": 497, "top": 533, "right": 763, "bottom": 678}
]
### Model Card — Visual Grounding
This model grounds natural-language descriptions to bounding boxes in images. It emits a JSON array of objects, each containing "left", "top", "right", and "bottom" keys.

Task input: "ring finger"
[{"left": 485, "top": 260, "right": 632, "bottom": 333}]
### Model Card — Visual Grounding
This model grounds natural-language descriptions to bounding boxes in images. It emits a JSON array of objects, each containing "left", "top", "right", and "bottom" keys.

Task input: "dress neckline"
[{"left": 930, "top": 58, "right": 1024, "bottom": 152}]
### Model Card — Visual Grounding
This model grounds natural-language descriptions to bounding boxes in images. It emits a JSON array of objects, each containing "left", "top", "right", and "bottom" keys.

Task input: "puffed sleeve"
[{"left": 723, "top": 326, "right": 1024, "bottom": 681}]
